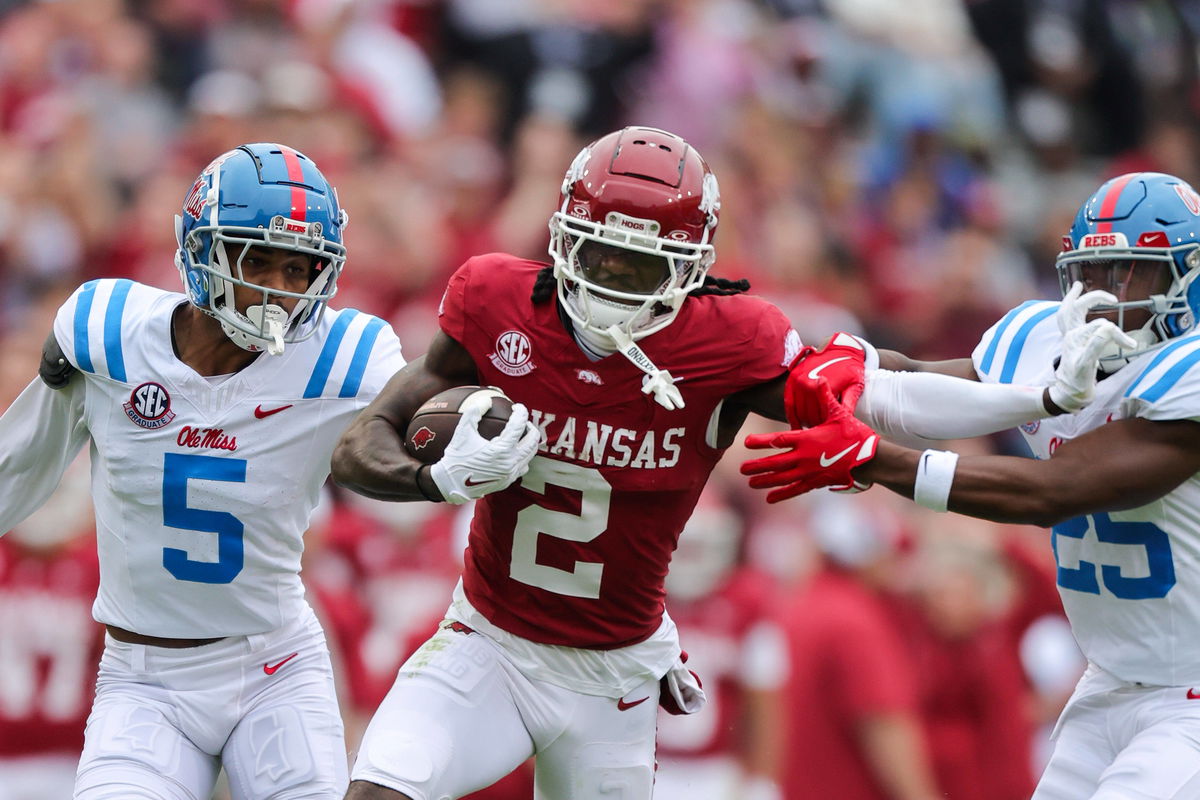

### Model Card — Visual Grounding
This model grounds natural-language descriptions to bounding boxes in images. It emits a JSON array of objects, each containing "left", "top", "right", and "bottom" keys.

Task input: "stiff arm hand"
[
  {"left": 785, "top": 332, "right": 877, "bottom": 427},
  {"left": 430, "top": 400, "right": 541, "bottom": 504},
  {"left": 741, "top": 380, "right": 879, "bottom": 503}
]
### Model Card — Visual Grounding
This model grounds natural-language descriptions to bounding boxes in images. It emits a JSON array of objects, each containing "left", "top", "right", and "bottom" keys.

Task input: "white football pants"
[
  {"left": 74, "top": 606, "right": 347, "bottom": 799},
  {"left": 351, "top": 622, "right": 660, "bottom": 800},
  {"left": 1034, "top": 667, "right": 1200, "bottom": 800}
]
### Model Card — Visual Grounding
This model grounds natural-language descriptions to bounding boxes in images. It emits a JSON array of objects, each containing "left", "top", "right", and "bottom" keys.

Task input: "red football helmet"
[{"left": 549, "top": 126, "right": 720, "bottom": 342}]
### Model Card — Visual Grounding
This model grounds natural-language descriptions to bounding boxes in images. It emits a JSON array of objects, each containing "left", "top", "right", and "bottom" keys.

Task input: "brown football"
[{"left": 403, "top": 386, "right": 514, "bottom": 464}]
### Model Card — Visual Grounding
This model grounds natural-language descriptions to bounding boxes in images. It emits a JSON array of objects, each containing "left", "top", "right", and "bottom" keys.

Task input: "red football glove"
[
  {"left": 785, "top": 332, "right": 870, "bottom": 428},
  {"left": 742, "top": 380, "right": 880, "bottom": 503}
]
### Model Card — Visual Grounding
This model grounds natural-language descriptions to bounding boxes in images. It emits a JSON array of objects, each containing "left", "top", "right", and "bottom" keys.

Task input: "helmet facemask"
[
  {"left": 549, "top": 211, "right": 714, "bottom": 346},
  {"left": 1056, "top": 244, "right": 1200, "bottom": 371},
  {"left": 183, "top": 221, "right": 344, "bottom": 355}
]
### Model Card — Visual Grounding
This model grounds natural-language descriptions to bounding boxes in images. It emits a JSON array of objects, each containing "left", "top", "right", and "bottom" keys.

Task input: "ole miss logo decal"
[
  {"left": 123, "top": 382, "right": 177, "bottom": 429},
  {"left": 489, "top": 330, "right": 536, "bottom": 377}
]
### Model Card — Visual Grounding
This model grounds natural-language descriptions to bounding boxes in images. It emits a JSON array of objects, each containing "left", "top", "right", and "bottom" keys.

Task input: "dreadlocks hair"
[{"left": 529, "top": 266, "right": 750, "bottom": 304}]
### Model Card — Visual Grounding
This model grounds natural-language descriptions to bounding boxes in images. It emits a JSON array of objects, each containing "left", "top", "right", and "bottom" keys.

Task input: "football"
[{"left": 403, "top": 386, "right": 514, "bottom": 464}]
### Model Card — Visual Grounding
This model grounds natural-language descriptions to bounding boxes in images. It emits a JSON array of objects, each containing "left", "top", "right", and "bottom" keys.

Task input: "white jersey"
[
  {"left": 0, "top": 279, "right": 404, "bottom": 638},
  {"left": 973, "top": 300, "right": 1200, "bottom": 686}
]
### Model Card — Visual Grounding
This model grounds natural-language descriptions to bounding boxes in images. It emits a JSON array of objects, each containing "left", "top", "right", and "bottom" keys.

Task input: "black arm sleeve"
[{"left": 39, "top": 331, "right": 76, "bottom": 390}]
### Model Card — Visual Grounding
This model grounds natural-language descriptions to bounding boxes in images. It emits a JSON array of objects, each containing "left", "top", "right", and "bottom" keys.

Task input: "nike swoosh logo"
[
  {"left": 464, "top": 476, "right": 497, "bottom": 487},
  {"left": 617, "top": 696, "right": 650, "bottom": 711},
  {"left": 818, "top": 443, "right": 857, "bottom": 467},
  {"left": 254, "top": 404, "right": 293, "bottom": 419},
  {"left": 263, "top": 652, "right": 299, "bottom": 675},
  {"left": 807, "top": 356, "right": 852, "bottom": 380},
  {"left": 1188, "top": 688, "right": 1200, "bottom": 700}
]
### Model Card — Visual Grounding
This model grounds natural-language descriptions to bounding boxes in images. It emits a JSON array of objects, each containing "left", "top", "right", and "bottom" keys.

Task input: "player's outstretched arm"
[
  {"left": 0, "top": 375, "right": 88, "bottom": 535},
  {"left": 750, "top": 389, "right": 1200, "bottom": 524},
  {"left": 859, "top": 417, "right": 1200, "bottom": 526},
  {"left": 331, "top": 330, "right": 478, "bottom": 503},
  {"left": 785, "top": 317, "right": 1132, "bottom": 444}
]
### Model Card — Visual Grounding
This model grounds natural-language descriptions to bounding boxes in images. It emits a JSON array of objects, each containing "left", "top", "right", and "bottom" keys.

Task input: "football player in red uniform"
[{"left": 331, "top": 126, "right": 1117, "bottom": 800}]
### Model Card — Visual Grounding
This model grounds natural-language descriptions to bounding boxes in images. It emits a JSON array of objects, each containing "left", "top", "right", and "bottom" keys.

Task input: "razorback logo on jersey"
[
  {"left": 489, "top": 330, "right": 536, "bottom": 376},
  {"left": 576, "top": 369, "right": 603, "bottom": 385},
  {"left": 123, "top": 382, "right": 177, "bottom": 429},
  {"left": 410, "top": 426, "right": 437, "bottom": 450},
  {"left": 782, "top": 329, "right": 802, "bottom": 367}
]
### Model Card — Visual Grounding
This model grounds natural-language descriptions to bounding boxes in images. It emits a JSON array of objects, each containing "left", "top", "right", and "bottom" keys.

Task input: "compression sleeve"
[
  {"left": 857, "top": 369, "right": 1047, "bottom": 441},
  {"left": 0, "top": 377, "right": 88, "bottom": 535}
]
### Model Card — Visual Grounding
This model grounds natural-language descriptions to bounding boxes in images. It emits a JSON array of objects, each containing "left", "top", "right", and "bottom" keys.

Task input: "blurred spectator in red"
[
  {"left": 770, "top": 493, "right": 941, "bottom": 800},
  {"left": 0, "top": 455, "right": 100, "bottom": 800},
  {"left": 896, "top": 523, "right": 1038, "bottom": 800},
  {"left": 655, "top": 487, "right": 786, "bottom": 800}
]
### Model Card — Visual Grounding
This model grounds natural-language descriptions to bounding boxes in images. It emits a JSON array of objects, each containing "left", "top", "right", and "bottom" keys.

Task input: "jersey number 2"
[
  {"left": 162, "top": 453, "right": 246, "bottom": 584},
  {"left": 510, "top": 458, "right": 610, "bottom": 598},
  {"left": 1052, "top": 513, "right": 1175, "bottom": 599}
]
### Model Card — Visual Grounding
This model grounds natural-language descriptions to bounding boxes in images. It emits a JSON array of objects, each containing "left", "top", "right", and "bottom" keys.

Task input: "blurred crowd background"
[{"left": 1, "top": 0, "right": 1197, "bottom": 798}]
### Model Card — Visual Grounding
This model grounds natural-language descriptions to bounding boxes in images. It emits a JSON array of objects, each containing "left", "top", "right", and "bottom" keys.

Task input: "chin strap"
[
  {"left": 605, "top": 324, "right": 685, "bottom": 410},
  {"left": 222, "top": 304, "right": 289, "bottom": 356}
]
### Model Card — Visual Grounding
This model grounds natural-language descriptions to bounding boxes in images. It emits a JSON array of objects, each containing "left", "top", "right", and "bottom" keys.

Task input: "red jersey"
[
  {"left": 777, "top": 569, "right": 921, "bottom": 800},
  {"left": 439, "top": 255, "right": 795, "bottom": 648},
  {"left": 0, "top": 535, "right": 101, "bottom": 757}
]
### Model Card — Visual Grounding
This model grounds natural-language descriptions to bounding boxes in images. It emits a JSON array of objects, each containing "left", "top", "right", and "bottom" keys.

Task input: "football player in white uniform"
[
  {"left": 0, "top": 143, "right": 406, "bottom": 800},
  {"left": 744, "top": 171, "right": 1200, "bottom": 800}
]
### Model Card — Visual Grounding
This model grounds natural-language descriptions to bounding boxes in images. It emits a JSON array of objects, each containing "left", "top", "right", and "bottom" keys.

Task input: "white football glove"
[
  {"left": 1049, "top": 316, "right": 1137, "bottom": 413},
  {"left": 1057, "top": 280, "right": 1118, "bottom": 335},
  {"left": 430, "top": 400, "right": 541, "bottom": 504}
]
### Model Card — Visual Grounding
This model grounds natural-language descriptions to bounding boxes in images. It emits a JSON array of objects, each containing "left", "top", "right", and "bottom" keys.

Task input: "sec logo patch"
[
  {"left": 489, "top": 330, "right": 535, "bottom": 376},
  {"left": 123, "top": 382, "right": 177, "bottom": 429}
]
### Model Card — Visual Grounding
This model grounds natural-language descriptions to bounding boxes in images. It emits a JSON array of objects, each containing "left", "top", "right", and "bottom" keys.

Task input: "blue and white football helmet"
[
  {"left": 174, "top": 143, "right": 347, "bottom": 355},
  {"left": 1057, "top": 172, "right": 1200, "bottom": 371}
]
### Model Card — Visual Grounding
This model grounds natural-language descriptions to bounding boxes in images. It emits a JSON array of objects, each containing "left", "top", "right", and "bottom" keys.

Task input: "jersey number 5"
[
  {"left": 1052, "top": 512, "right": 1176, "bottom": 600},
  {"left": 162, "top": 452, "right": 246, "bottom": 584}
]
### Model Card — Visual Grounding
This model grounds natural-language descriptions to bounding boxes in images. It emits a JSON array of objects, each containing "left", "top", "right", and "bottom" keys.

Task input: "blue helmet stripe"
[
  {"left": 304, "top": 310, "right": 359, "bottom": 398},
  {"left": 339, "top": 317, "right": 387, "bottom": 398},
  {"left": 73, "top": 281, "right": 99, "bottom": 374},
  {"left": 103, "top": 280, "right": 132, "bottom": 382}
]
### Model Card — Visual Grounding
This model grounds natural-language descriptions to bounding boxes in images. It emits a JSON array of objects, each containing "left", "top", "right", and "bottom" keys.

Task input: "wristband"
[
  {"left": 415, "top": 464, "right": 443, "bottom": 503},
  {"left": 913, "top": 449, "right": 958, "bottom": 512}
]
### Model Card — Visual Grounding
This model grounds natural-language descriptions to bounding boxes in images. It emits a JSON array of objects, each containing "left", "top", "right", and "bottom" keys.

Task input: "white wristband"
[{"left": 914, "top": 449, "right": 958, "bottom": 512}]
